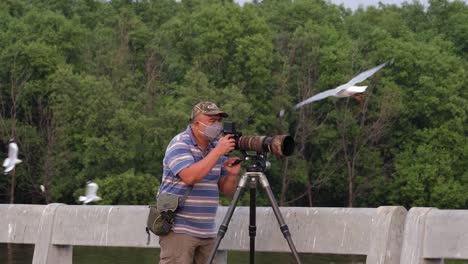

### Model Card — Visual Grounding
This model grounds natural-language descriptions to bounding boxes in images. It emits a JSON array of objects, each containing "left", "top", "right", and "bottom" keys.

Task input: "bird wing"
[
  {"left": 343, "top": 61, "right": 390, "bottom": 87},
  {"left": 3, "top": 158, "right": 10, "bottom": 167},
  {"left": 86, "top": 182, "right": 98, "bottom": 196},
  {"left": 4, "top": 164, "right": 15, "bottom": 174},
  {"left": 8, "top": 142, "right": 19, "bottom": 160},
  {"left": 294, "top": 88, "right": 340, "bottom": 109},
  {"left": 84, "top": 196, "right": 101, "bottom": 204}
]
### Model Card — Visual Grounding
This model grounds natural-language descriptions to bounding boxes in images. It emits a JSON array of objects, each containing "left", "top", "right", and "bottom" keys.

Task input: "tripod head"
[{"left": 241, "top": 152, "right": 270, "bottom": 173}]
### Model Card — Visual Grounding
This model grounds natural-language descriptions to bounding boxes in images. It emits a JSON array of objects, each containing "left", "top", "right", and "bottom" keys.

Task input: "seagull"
[
  {"left": 294, "top": 60, "right": 392, "bottom": 110},
  {"left": 79, "top": 181, "right": 102, "bottom": 204},
  {"left": 278, "top": 86, "right": 367, "bottom": 117},
  {"left": 3, "top": 139, "right": 22, "bottom": 175}
]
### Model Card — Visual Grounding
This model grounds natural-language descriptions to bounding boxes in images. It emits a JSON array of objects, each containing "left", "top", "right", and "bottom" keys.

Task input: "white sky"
[
  {"left": 235, "top": 0, "right": 467, "bottom": 9},
  {"left": 328, "top": 0, "right": 430, "bottom": 9}
]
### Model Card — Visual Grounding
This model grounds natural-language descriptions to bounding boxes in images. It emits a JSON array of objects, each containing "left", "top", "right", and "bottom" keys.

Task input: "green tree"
[{"left": 93, "top": 169, "right": 160, "bottom": 205}]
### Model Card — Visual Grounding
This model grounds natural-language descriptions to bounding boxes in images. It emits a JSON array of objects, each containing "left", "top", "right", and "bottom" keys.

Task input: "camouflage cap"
[{"left": 191, "top": 101, "right": 228, "bottom": 120}]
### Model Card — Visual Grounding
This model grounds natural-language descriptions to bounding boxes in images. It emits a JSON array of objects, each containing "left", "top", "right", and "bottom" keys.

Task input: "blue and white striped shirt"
[{"left": 159, "top": 125, "right": 228, "bottom": 238}]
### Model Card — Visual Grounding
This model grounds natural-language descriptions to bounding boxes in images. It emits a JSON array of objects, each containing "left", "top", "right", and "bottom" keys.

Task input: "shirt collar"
[{"left": 186, "top": 125, "right": 197, "bottom": 146}]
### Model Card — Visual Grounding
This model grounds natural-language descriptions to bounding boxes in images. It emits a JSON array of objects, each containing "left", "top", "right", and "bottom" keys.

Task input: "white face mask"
[{"left": 197, "top": 121, "right": 223, "bottom": 141}]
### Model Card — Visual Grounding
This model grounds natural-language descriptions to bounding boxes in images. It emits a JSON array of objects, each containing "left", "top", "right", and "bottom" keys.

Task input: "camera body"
[{"left": 223, "top": 121, "right": 242, "bottom": 149}]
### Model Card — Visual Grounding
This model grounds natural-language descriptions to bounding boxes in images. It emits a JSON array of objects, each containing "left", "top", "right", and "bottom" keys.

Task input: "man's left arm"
[{"left": 218, "top": 158, "right": 241, "bottom": 196}]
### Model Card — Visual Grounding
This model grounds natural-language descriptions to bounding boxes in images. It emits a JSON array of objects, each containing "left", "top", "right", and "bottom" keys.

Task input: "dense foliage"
[{"left": 0, "top": 0, "right": 466, "bottom": 209}]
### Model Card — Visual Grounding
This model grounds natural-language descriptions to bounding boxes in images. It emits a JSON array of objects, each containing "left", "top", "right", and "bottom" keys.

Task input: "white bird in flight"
[
  {"left": 3, "top": 139, "right": 22, "bottom": 175},
  {"left": 79, "top": 181, "right": 102, "bottom": 204},
  {"left": 294, "top": 60, "right": 392, "bottom": 110}
]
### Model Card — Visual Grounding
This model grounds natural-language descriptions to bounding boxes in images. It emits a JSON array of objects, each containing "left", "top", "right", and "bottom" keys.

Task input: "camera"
[{"left": 223, "top": 121, "right": 295, "bottom": 158}]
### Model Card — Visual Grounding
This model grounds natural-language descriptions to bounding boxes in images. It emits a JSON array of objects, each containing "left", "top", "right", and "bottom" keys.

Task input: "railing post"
[
  {"left": 400, "top": 207, "right": 443, "bottom": 264},
  {"left": 32, "top": 203, "right": 72, "bottom": 264},
  {"left": 366, "top": 206, "right": 407, "bottom": 264}
]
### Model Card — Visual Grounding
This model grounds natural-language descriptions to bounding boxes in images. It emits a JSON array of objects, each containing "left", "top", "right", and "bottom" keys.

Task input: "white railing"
[{"left": 1, "top": 204, "right": 466, "bottom": 263}]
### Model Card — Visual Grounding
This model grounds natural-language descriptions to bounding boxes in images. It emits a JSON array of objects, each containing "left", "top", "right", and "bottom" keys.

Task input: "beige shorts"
[{"left": 159, "top": 231, "right": 216, "bottom": 264}]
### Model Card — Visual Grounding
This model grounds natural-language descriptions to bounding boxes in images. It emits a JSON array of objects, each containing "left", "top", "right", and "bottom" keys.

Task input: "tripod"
[{"left": 206, "top": 155, "right": 302, "bottom": 264}]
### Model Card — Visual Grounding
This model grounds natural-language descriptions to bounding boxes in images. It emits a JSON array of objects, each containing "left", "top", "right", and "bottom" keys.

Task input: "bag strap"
[
  {"left": 146, "top": 227, "right": 151, "bottom": 245},
  {"left": 179, "top": 185, "right": 193, "bottom": 207}
]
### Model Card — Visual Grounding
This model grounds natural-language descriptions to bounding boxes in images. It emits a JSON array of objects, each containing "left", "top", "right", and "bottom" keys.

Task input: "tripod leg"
[
  {"left": 206, "top": 174, "right": 248, "bottom": 264},
  {"left": 258, "top": 173, "right": 302, "bottom": 264},
  {"left": 249, "top": 181, "right": 257, "bottom": 264}
]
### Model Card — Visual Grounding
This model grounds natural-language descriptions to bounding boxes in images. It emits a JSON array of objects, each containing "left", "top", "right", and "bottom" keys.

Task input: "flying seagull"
[
  {"left": 79, "top": 181, "right": 102, "bottom": 204},
  {"left": 3, "top": 139, "right": 22, "bottom": 175},
  {"left": 294, "top": 60, "right": 392, "bottom": 110}
]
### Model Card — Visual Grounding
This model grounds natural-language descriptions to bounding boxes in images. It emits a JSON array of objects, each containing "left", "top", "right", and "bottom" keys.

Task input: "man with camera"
[{"left": 158, "top": 101, "right": 241, "bottom": 264}]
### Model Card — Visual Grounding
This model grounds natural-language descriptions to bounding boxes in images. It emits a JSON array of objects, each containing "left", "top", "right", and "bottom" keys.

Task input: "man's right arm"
[
  {"left": 178, "top": 149, "right": 223, "bottom": 185},
  {"left": 178, "top": 135, "right": 236, "bottom": 185}
]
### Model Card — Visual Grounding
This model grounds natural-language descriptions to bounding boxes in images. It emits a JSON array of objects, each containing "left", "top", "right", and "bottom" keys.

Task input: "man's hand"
[
  {"left": 219, "top": 157, "right": 241, "bottom": 195},
  {"left": 213, "top": 134, "right": 236, "bottom": 156},
  {"left": 223, "top": 158, "right": 241, "bottom": 176}
]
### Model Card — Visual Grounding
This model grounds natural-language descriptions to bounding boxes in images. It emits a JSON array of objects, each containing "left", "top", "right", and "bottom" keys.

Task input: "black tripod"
[{"left": 206, "top": 154, "right": 302, "bottom": 264}]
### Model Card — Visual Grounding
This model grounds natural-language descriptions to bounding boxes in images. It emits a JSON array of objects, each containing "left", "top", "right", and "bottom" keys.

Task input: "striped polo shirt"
[{"left": 158, "top": 125, "right": 228, "bottom": 238}]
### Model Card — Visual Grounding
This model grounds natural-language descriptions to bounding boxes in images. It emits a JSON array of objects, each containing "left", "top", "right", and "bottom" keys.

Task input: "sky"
[
  {"left": 235, "top": 0, "right": 467, "bottom": 10},
  {"left": 328, "top": 0, "right": 430, "bottom": 9}
]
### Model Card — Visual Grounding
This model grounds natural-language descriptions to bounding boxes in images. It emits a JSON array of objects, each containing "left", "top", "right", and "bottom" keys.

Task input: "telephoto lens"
[
  {"left": 238, "top": 135, "right": 294, "bottom": 157},
  {"left": 222, "top": 121, "right": 295, "bottom": 157}
]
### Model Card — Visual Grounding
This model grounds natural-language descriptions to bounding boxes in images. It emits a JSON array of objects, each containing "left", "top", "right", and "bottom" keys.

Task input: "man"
[{"left": 158, "top": 101, "right": 241, "bottom": 263}]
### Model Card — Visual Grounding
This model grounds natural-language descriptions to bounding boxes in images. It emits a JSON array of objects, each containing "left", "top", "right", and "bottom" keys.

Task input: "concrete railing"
[
  {"left": 0, "top": 204, "right": 405, "bottom": 263},
  {"left": 1, "top": 204, "right": 467, "bottom": 263},
  {"left": 401, "top": 207, "right": 468, "bottom": 264}
]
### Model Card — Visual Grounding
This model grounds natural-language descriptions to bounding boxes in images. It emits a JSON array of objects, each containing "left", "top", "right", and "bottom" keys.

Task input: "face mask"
[{"left": 198, "top": 121, "right": 223, "bottom": 141}]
